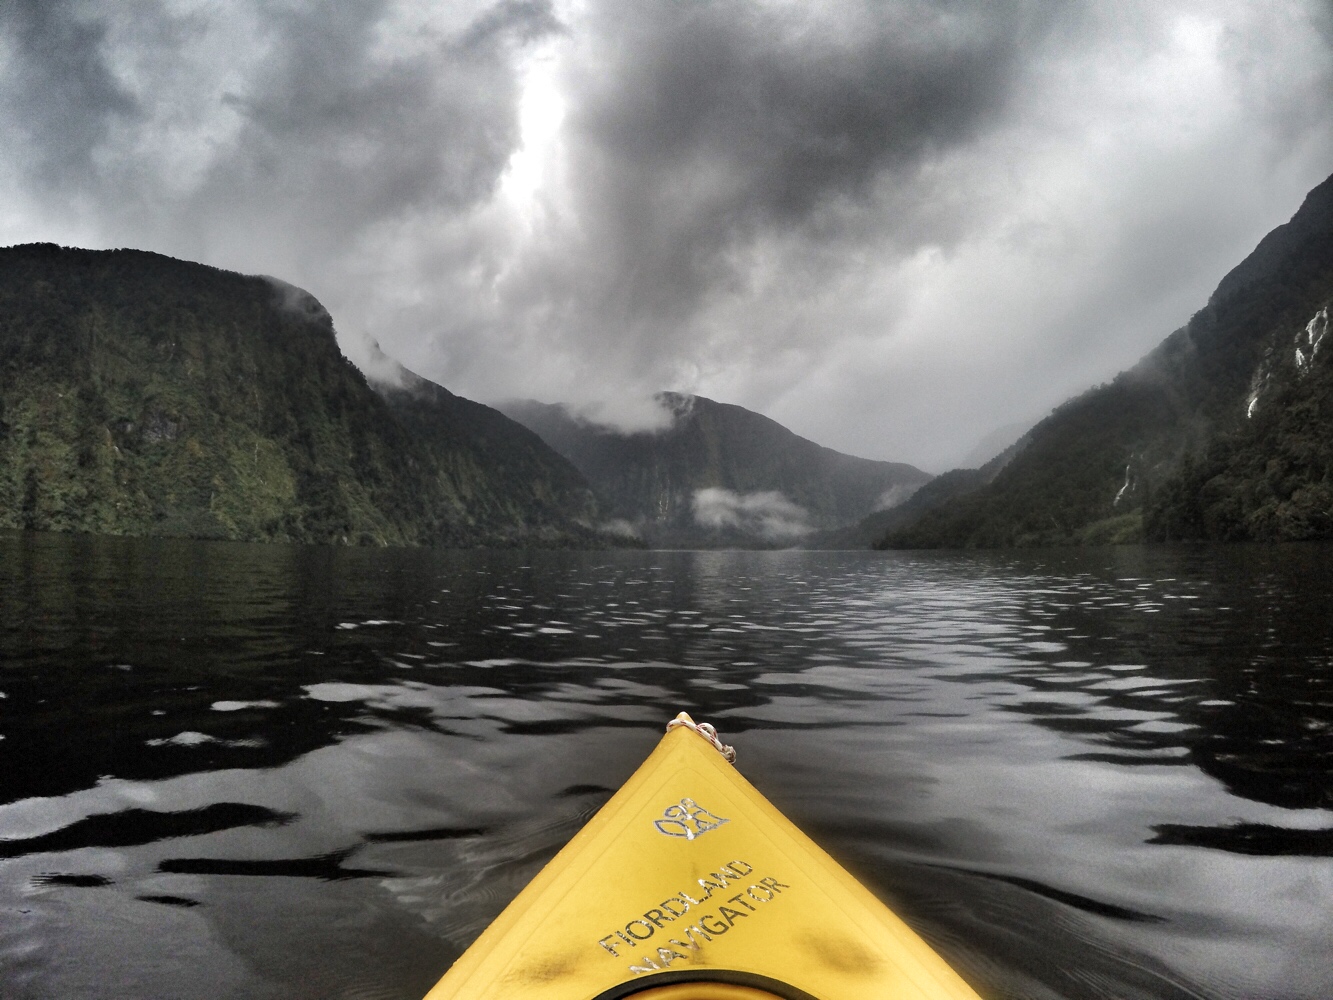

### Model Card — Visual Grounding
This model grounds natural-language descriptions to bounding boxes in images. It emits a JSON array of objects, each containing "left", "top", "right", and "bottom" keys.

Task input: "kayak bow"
[{"left": 423, "top": 713, "right": 982, "bottom": 1000}]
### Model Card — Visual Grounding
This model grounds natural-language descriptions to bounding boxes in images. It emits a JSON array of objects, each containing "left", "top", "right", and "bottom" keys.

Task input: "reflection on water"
[{"left": 1, "top": 533, "right": 1331, "bottom": 999}]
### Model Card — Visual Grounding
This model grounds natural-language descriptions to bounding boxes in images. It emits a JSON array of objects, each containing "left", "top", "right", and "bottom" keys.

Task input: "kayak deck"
[{"left": 423, "top": 714, "right": 982, "bottom": 999}]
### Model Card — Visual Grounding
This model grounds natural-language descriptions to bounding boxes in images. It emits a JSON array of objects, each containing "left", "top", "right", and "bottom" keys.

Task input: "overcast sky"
[{"left": 3, "top": 0, "right": 1332, "bottom": 471}]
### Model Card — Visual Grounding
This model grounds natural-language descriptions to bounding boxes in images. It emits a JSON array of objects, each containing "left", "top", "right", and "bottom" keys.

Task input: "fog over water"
[{"left": 1, "top": 533, "right": 1330, "bottom": 999}]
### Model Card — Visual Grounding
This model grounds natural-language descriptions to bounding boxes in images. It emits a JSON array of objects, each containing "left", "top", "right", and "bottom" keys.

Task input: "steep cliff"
[
  {"left": 882, "top": 170, "right": 1333, "bottom": 548},
  {"left": 0, "top": 244, "right": 598, "bottom": 545}
]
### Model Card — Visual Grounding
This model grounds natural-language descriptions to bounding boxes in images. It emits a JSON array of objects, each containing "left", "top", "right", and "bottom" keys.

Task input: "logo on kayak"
[
  {"left": 653, "top": 798, "right": 729, "bottom": 840},
  {"left": 594, "top": 859, "right": 796, "bottom": 976}
]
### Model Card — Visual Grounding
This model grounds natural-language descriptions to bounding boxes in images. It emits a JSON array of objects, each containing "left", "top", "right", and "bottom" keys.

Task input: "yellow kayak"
[{"left": 423, "top": 713, "right": 983, "bottom": 1000}]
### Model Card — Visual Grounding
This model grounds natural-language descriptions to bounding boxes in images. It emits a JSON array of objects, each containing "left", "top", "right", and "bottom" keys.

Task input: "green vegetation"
[
  {"left": 0, "top": 244, "right": 599, "bottom": 546},
  {"left": 881, "top": 170, "right": 1333, "bottom": 549},
  {"left": 1146, "top": 323, "right": 1333, "bottom": 541}
]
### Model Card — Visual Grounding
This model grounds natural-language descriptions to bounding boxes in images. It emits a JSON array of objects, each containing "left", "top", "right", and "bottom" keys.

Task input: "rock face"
[
  {"left": 0, "top": 244, "right": 598, "bottom": 546},
  {"left": 499, "top": 393, "right": 931, "bottom": 547},
  {"left": 882, "top": 170, "right": 1333, "bottom": 548}
]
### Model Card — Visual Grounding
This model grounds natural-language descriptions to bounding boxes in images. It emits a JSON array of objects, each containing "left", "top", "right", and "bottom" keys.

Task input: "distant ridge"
[
  {"left": 880, "top": 170, "right": 1333, "bottom": 548},
  {"left": 0, "top": 244, "right": 600, "bottom": 545},
  {"left": 499, "top": 393, "right": 931, "bottom": 547},
  {"left": 810, "top": 437, "right": 1025, "bottom": 549}
]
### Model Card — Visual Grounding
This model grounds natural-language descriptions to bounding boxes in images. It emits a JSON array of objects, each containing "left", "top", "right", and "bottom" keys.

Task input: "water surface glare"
[{"left": 1, "top": 534, "right": 1331, "bottom": 999}]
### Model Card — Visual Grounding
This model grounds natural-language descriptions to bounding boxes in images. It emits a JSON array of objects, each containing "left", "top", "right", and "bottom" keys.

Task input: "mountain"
[
  {"left": 881, "top": 170, "right": 1333, "bottom": 548},
  {"left": 814, "top": 439, "right": 1024, "bottom": 549},
  {"left": 0, "top": 244, "right": 599, "bottom": 546},
  {"left": 959, "top": 420, "right": 1030, "bottom": 469},
  {"left": 498, "top": 394, "right": 931, "bottom": 546}
]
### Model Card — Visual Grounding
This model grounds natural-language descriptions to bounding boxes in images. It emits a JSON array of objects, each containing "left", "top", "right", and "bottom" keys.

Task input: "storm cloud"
[{"left": 2, "top": 0, "right": 1332, "bottom": 468}]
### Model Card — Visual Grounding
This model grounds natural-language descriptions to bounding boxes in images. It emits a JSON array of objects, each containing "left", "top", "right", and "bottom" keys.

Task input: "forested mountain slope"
[
  {"left": 500, "top": 394, "right": 931, "bottom": 546},
  {"left": 0, "top": 244, "right": 598, "bottom": 545},
  {"left": 882, "top": 170, "right": 1333, "bottom": 548}
]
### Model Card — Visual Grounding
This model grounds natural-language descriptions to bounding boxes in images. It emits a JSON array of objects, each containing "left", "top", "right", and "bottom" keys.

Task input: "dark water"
[{"left": 1, "top": 534, "right": 1331, "bottom": 1000}]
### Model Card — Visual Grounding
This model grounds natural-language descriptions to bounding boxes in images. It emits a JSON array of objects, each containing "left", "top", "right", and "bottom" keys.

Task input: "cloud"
[
  {"left": 262, "top": 276, "right": 331, "bottom": 323},
  {"left": 1, "top": 0, "right": 143, "bottom": 190},
  {"left": 0, "top": 0, "right": 559, "bottom": 284},
  {"left": 597, "top": 518, "right": 641, "bottom": 540},
  {"left": 692, "top": 488, "right": 812, "bottom": 540},
  {"left": 561, "top": 392, "right": 686, "bottom": 435},
  {"left": 543, "top": 1, "right": 1037, "bottom": 323},
  {"left": 1, "top": 1, "right": 1332, "bottom": 470},
  {"left": 875, "top": 483, "right": 920, "bottom": 512}
]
